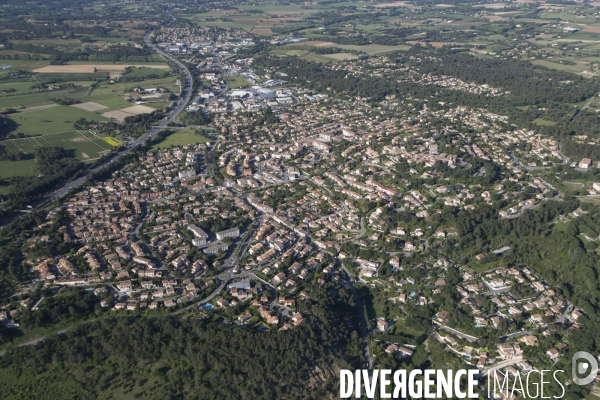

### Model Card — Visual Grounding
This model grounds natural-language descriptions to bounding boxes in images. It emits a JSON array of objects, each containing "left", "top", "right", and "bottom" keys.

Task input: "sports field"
[{"left": 2, "top": 130, "right": 116, "bottom": 160}]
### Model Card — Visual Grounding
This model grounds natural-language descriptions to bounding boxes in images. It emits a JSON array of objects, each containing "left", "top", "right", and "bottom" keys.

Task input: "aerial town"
[{"left": 2, "top": 0, "right": 600, "bottom": 397}]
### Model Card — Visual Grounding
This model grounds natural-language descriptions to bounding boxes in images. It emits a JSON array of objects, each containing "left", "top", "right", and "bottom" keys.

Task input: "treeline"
[
  {"left": 181, "top": 110, "right": 209, "bottom": 125},
  {"left": 123, "top": 110, "right": 165, "bottom": 137},
  {"left": 0, "top": 20, "right": 108, "bottom": 40},
  {"left": 1, "top": 42, "right": 157, "bottom": 63}
]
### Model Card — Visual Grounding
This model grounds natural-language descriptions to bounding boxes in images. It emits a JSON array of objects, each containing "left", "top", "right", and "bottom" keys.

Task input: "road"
[
  {"left": 433, "top": 322, "right": 479, "bottom": 343},
  {"left": 0, "top": 14, "right": 193, "bottom": 230},
  {"left": 499, "top": 330, "right": 532, "bottom": 342},
  {"left": 344, "top": 217, "right": 365, "bottom": 242},
  {"left": 503, "top": 194, "right": 561, "bottom": 220},
  {"left": 481, "top": 356, "right": 524, "bottom": 375}
]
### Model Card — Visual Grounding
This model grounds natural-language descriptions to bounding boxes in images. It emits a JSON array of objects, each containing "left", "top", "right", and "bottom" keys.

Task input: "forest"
[{"left": 0, "top": 286, "right": 361, "bottom": 399}]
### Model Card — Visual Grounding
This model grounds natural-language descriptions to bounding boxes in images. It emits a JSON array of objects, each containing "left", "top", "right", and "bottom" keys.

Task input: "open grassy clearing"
[
  {"left": 145, "top": 101, "right": 170, "bottom": 110},
  {"left": 0, "top": 159, "right": 36, "bottom": 178},
  {"left": 226, "top": 75, "right": 251, "bottom": 88},
  {"left": 151, "top": 129, "right": 211, "bottom": 150},
  {"left": 2, "top": 130, "right": 116, "bottom": 161},
  {"left": 0, "top": 92, "right": 49, "bottom": 108},
  {"left": 122, "top": 67, "right": 172, "bottom": 78},
  {"left": 86, "top": 95, "right": 133, "bottom": 110},
  {"left": 532, "top": 60, "right": 590, "bottom": 74},
  {"left": 6, "top": 105, "right": 107, "bottom": 136},
  {"left": 563, "top": 181, "right": 585, "bottom": 190},
  {"left": 388, "top": 318, "right": 425, "bottom": 338},
  {"left": 579, "top": 197, "right": 600, "bottom": 205},
  {"left": 0, "top": 80, "right": 37, "bottom": 95},
  {"left": 533, "top": 118, "right": 557, "bottom": 126}
]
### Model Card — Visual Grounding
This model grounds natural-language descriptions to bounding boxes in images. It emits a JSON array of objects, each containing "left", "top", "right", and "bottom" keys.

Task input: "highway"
[{"left": 0, "top": 15, "right": 193, "bottom": 229}]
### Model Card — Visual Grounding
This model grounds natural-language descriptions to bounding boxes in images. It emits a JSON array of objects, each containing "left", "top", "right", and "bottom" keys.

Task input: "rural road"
[
  {"left": 433, "top": 322, "right": 479, "bottom": 343},
  {"left": 0, "top": 13, "right": 193, "bottom": 230}
]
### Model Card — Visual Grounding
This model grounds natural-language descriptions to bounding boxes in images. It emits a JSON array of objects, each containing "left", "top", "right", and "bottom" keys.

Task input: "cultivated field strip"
[{"left": 1, "top": 130, "right": 116, "bottom": 160}]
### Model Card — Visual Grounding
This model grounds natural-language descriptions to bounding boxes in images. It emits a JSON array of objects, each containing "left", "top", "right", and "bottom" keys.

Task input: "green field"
[
  {"left": 533, "top": 118, "right": 557, "bottom": 126},
  {"left": 123, "top": 67, "right": 171, "bottom": 78},
  {"left": 0, "top": 80, "right": 37, "bottom": 95},
  {"left": 226, "top": 75, "right": 251, "bottom": 88},
  {"left": 145, "top": 101, "right": 170, "bottom": 110},
  {"left": 152, "top": 129, "right": 211, "bottom": 150},
  {"left": 532, "top": 60, "right": 588, "bottom": 74},
  {"left": 0, "top": 92, "right": 49, "bottom": 108},
  {"left": 6, "top": 105, "right": 108, "bottom": 136},
  {"left": 87, "top": 94, "right": 132, "bottom": 109},
  {"left": 0, "top": 159, "right": 36, "bottom": 178},
  {"left": 563, "top": 181, "right": 585, "bottom": 190},
  {"left": 579, "top": 197, "right": 600, "bottom": 205},
  {"left": 2, "top": 130, "right": 116, "bottom": 160},
  {"left": 388, "top": 318, "right": 425, "bottom": 338}
]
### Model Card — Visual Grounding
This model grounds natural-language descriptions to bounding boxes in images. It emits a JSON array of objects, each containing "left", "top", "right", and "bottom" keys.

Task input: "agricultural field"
[
  {"left": 122, "top": 66, "right": 171, "bottom": 79},
  {"left": 1, "top": 130, "right": 117, "bottom": 161},
  {"left": 0, "top": 93, "right": 49, "bottom": 108},
  {"left": 152, "top": 129, "right": 211, "bottom": 150},
  {"left": 0, "top": 80, "right": 37, "bottom": 96},
  {"left": 33, "top": 64, "right": 169, "bottom": 74},
  {"left": 85, "top": 95, "right": 133, "bottom": 110},
  {"left": 5, "top": 105, "right": 107, "bottom": 136},
  {"left": 0, "top": 159, "right": 36, "bottom": 178}
]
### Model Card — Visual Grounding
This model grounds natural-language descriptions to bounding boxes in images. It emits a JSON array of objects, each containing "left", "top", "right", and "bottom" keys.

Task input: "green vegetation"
[
  {"left": 3, "top": 106, "right": 107, "bottom": 136},
  {"left": 226, "top": 75, "right": 251, "bottom": 88},
  {"left": 2, "top": 130, "right": 115, "bottom": 160},
  {"left": 0, "top": 93, "right": 49, "bottom": 108},
  {"left": 0, "top": 159, "right": 35, "bottom": 178},
  {"left": 0, "top": 286, "right": 359, "bottom": 399},
  {"left": 151, "top": 129, "right": 211, "bottom": 149},
  {"left": 533, "top": 118, "right": 557, "bottom": 126}
]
